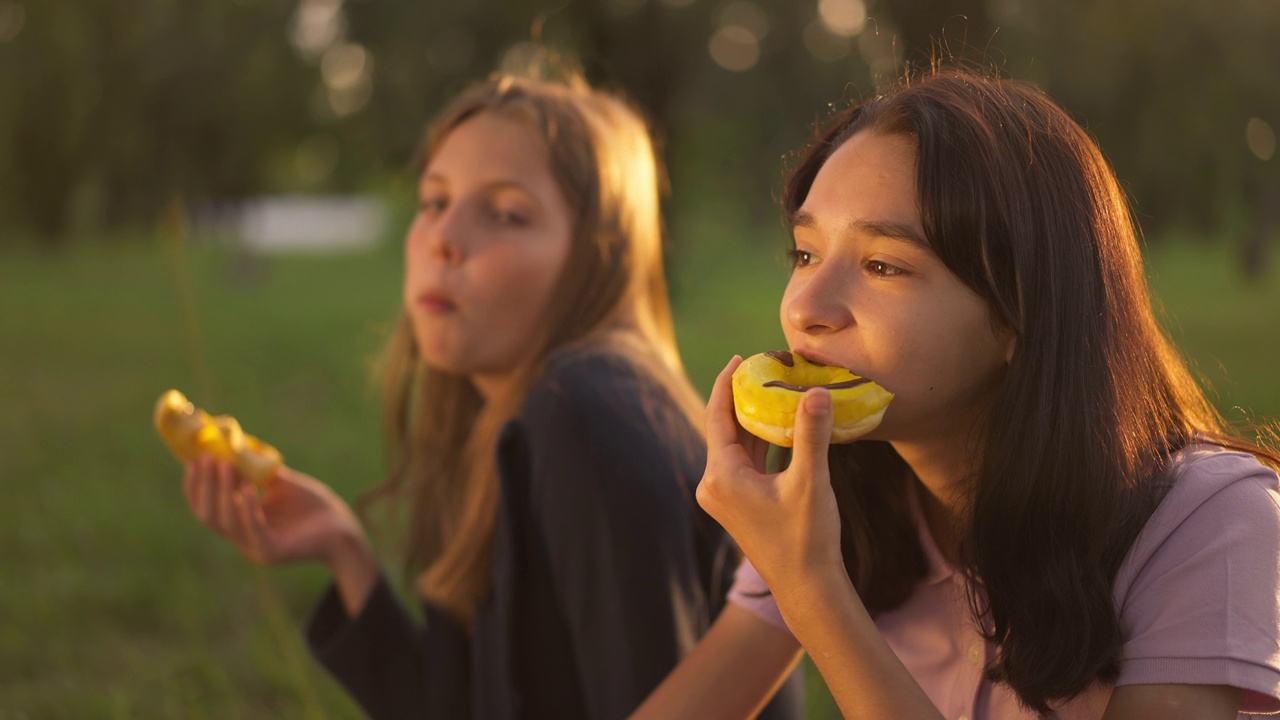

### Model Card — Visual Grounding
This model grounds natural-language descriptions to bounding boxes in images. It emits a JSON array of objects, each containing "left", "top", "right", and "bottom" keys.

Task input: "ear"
[{"left": 1004, "top": 331, "right": 1017, "bottom": 364}]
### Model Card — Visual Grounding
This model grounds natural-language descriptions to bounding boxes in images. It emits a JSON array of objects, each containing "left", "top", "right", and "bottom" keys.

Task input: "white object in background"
[{"left": 237, "top": 195, "right": 389, "bottom": 253}]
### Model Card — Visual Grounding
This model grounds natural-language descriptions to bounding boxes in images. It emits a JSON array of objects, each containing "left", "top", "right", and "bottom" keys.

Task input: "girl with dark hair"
[
  {"left": 634, "top": 67, "right": 1280, "bottom": 719},
  {"left": 180, "top": 70, "right": 801, "bottom": 720}
]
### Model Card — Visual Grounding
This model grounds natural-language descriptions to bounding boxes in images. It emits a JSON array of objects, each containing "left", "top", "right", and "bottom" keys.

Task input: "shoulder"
[
  {"left": 1127, "top": 444, "right": 1280, "bottom": 560},
  {"left": 518, "top": 345, "right": 699, "bottom": 452},
  {"left": 522, "top": 346, "right": 651, "bottom": 423},
  {"left": 501, "top": 345, "right": 704, "bottom": 501},
  {"left": 1112, "top": 444, "right": 1280, "bottom": 709},
  {"left": 1118, "top": 444, "right": 1280, "bottom": 585}
]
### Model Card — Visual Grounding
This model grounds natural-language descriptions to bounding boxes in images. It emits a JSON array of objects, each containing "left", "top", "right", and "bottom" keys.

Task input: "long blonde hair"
[{"left": 370, "top": 72, "right": 703, "bottom": 623}]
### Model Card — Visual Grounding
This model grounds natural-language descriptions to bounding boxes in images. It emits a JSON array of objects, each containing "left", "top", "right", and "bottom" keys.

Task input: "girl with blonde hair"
[{"left": 184, "top": 70, "right": 801, "bottom": 720}]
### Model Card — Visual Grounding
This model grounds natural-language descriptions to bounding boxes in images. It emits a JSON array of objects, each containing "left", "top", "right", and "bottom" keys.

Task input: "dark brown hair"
[{"left": 783, "top": 67, "right": 1280, "bottom": 713}]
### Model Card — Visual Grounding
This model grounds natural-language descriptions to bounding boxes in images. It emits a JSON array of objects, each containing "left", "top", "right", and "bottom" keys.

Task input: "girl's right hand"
[{"left": 182, "top": 454, "right": 368, "bottom": 569}]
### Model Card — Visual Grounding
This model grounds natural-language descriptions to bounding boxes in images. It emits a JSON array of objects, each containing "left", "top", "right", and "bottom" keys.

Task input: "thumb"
[{"left": 789, "top": 388, "right": 833, "bottom": 479}]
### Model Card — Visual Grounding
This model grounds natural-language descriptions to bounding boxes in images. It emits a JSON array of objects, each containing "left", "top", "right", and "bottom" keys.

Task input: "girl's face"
[
  {"left": 403, "top": 112, "right": 573, "bottom": 397},
  {"left": 782, "top": 130, "right": 1013, "bottom": 447}
]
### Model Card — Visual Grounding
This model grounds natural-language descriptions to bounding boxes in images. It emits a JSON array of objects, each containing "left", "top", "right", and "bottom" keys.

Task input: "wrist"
[
  {"left": 756, "top": 548, "right": 848, "bottom": 606},
  {"left": 773, "top": 567, "right": 860, "bottom": 634},
  {"left": 324, "top": 529, "right": 379, "bottom": 617},
  {"left": 324, "top": 527, "right": 374, "bottom": 575}
]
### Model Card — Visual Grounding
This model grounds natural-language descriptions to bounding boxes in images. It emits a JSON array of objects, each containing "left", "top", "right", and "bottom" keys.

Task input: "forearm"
[
  {"left": 776, "top": 574, "right": 943, "bottom": 720},
  {"left": 325, "top": 531, "right": 379, "bottom": 617},
  {"left": 630, "top": 604, "right": 803, "bottom": 720}
]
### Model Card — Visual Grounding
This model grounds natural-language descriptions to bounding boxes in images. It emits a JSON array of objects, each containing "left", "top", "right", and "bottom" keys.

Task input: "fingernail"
[{"left": 807, "top": 389, "right": 831, "bottom": 415}]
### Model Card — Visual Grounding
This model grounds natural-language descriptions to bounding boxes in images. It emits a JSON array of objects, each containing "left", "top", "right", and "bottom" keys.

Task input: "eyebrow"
[
  {"left": 790, "top": 209, "right": 930, "bottom": 250},
  {"left": 421, "top": 174, "right": 540, "bottom": 201}
]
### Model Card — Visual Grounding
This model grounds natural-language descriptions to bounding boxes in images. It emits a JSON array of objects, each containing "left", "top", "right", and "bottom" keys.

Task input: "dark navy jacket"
[{"left": 305, "top": 349, "right": 804, "bottom": 720}]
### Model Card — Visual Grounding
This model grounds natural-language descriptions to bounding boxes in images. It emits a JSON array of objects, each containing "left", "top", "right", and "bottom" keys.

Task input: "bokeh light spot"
[
  {"left": 289, "top": 0, "right": 345, "bottom": 60},
  {"left": 1247, "top": 118, "right": 1276, "bottom": 161},
  {"left": 321, "top": 43, "right": 370, "bottom": 91},
  {"left": 708, "top": 25, "right": 760, "bottom": 72},
  {"left": 858, "top": 26, "right": 898, "bottom": 76},
  {"left": 328, "top": 76, "right": 372, "bottom": 117},
  {"left": 803, "top": 19, "right": 850, "bottom": 62},
  {"left": 717, "top": 1, "right": 770, "bottom": 40},
  {"left": 818, "top": 0, "right": 867, "bottom": 37},
  {"left": 0, "top": 2, "right": 25, "bottom": 43}
]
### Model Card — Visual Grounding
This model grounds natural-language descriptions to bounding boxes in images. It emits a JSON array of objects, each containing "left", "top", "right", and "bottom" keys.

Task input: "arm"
[
  {"left": 184, "top": 456, "right": 470, "bottom": 719},
  {"left": 629, "top": 603, "right": 803, "bottom": 720},
  {"left": 183, "top": 455, "right": 378, "bottom": 615},
  {"left": 1103, "top": 684, "right": 1240, "bottom": 719},
  {"left": 306, "top": 575, "right": 472, "bottom": 720},
  {"left": 771, "top": 557, "right": 942, "bottom": 719}
]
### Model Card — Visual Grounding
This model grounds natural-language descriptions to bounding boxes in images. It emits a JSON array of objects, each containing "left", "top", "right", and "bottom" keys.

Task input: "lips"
[
  {"left": 790, "top": 347, "right": 843, "bottom": 369},
  {"left": 791, "top": 346, "right": 877, "bottom": 382},
  {"left": 416, "top": 291, "right": 457, "bottom": 313}
]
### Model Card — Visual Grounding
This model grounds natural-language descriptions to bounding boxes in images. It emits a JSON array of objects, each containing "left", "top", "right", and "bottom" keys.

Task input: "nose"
[
  {"left": 784, "top": 266, "right": 854, "bottom": 336},
  {"left": 408, "top": 206, "right": 465, "bottom": 265}
]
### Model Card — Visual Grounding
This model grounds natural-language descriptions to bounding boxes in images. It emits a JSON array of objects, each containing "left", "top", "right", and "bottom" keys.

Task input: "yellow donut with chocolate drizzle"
[
  {"left": 731, "top": 351, "right": 894, "bottom": 447},
  {"left": 153, "top": 389, "right": 283, "bottom": 486}
]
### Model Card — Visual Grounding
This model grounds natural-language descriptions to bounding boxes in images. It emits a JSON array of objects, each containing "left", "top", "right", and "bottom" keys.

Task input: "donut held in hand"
[
  {"left": 731, "top": 351, "right": 894, "bottom": 447},
  {"left": 154, "top": 389, "right": 282, "bottom": 485}
]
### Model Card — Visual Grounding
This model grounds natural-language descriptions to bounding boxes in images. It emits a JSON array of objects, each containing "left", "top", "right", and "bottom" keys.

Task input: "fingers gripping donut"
[
  {"left": 154, "top": 389, "right": 283, "bottom": 485},
  {"left": 731, "top": 351, "right": 894, "bottom": 447}
]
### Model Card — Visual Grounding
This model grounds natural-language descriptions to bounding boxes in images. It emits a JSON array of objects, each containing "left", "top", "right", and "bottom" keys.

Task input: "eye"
[
  {"left": 419, "top": 196, "right": 447, "bottom": 216},
  {"left": 787, "top": 248, "right": 814, "bottom": 268},
  {"left": 865, "top": 259, "right": 905, "bottom": 277},
  {"left": 485, "top": 199, "right": 532, "bottom": 226},
  {"left": 490, "top": 207, "right": 530, "bottom": 226}
]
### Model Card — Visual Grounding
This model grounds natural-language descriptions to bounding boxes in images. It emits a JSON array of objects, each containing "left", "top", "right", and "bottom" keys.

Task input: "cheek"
[
  {"left": 402, "top": 265, "right": 419, "bottom": 313},
  {"left": 477, "top": 243, "right": 566, "bottom": 327}
]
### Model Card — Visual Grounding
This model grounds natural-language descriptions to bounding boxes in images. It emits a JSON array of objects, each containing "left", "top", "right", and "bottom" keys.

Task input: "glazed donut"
[
  {"left": 154, "top": 389, "right": 283, "bottom": 485},
  {"left": 731, "top": 351, "right": 893, "bottom": 447}
]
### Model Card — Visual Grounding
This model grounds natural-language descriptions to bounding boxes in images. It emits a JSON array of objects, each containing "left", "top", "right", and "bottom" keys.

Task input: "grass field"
[{"left": 1, "top": 224, "right": 1276, "bottom": 718}]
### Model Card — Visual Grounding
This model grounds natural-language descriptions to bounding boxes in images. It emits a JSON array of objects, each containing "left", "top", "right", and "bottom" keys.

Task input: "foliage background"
[{"left": 2, "top": 0, "right": 1278, "bottom": 717}]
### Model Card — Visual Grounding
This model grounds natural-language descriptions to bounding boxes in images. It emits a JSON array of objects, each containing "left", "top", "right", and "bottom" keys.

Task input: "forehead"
[
  {"left": 424, "top": 111, "right": 554, "bottom": 188},
  {"left": 799, "top": 131, "right": 920, "bottom": 227}
]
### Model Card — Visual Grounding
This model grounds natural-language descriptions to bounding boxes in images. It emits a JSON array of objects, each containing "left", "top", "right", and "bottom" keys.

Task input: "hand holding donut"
[
  {"left": 696, "top": 355, "right": 851, "bottom": 600},
  {"left": 183, "top": 455, "right": 369, "bottom": 569},
  {"left": 731, "top": 350, "right": 893, "bottom": 447}
]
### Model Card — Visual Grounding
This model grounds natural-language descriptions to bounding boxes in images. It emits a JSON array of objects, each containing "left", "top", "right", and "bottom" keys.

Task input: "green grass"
[
  {"left": 1145, "top": 240, "right": 1280, "bottom": 422},
  {"left": 0, "top": 227, "right": 1276, "bottom": 718}
]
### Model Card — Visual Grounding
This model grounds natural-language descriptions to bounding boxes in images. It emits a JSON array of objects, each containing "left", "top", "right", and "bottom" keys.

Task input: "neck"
[
  {"left": 468, "top": 370, "right": 517, "bottom": 405},
  {"left": 893, "top": 438, "right": 973, "bottom": 564}
]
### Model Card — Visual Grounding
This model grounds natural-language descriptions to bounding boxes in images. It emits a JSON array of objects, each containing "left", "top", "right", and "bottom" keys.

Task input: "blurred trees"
[
  {"left": 0, "top": 0, "right": 317, "bottom": 246},
  {"left": 994, "top": 0, "right": 1280, "bottom": 246},
  {"left": 1, "top": 0, "right": 1277, "bottom": 258}
]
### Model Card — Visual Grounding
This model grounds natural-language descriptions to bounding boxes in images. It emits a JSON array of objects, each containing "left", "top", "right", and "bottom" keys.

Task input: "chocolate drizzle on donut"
[
  {"left": 764, "top": 350, "right": 794, "bottom": 367},
  {"left": 762, "top": 377, "right": 872, "bottom": 392}
]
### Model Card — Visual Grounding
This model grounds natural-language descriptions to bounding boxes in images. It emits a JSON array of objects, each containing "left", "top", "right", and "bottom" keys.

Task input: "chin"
[{"left": 412, "top": 336, "right": 465, "bottom": 376}]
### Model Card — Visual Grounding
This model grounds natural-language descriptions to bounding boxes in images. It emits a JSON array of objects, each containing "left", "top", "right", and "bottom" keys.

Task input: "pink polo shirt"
[{"left": 728, "top": 445, "right": 1280, "bottom": 719}]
